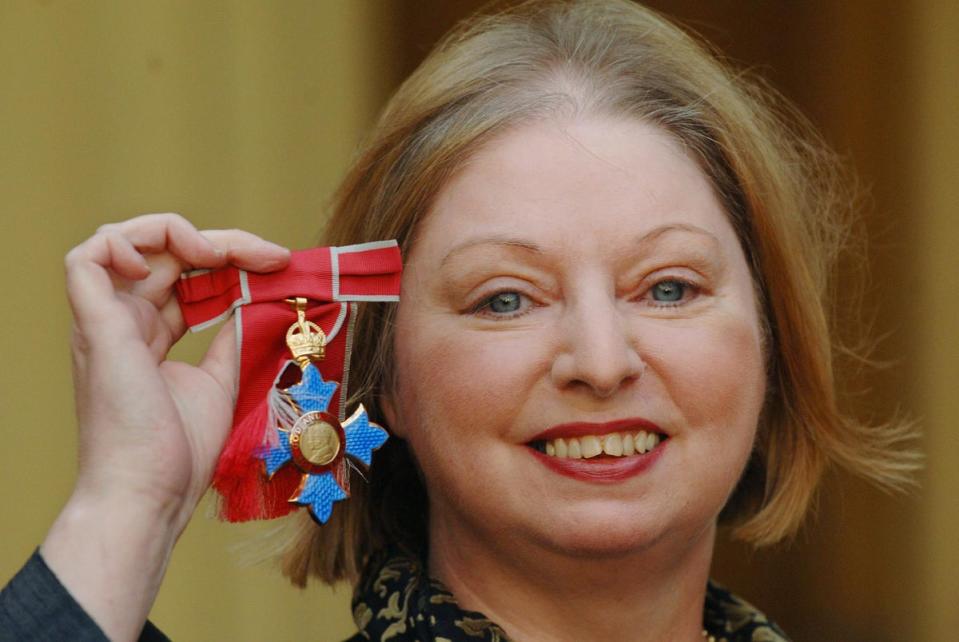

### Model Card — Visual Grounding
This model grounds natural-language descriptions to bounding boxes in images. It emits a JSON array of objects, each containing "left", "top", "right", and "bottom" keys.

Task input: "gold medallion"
[
  {"left": 289, "top": 411, "right": 344, "bottom": 473},
  {"left": 298, "top": 418, "right": 340, "bottom": 466}
]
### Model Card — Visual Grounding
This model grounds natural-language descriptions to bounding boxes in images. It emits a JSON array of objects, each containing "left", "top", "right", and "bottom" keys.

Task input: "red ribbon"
[{"left": 175, "top": 241, "right": 402, "bottom": 521}]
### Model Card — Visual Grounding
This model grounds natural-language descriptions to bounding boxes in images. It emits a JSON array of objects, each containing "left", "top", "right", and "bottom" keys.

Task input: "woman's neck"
[{"left": 428, "top": 516, "right": 715, "bottom": 642}]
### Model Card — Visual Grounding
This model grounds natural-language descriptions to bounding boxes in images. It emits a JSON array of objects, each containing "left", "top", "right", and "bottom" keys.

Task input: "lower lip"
[{"left": 528, "top": 440, "right": 667, "bottom": 483}]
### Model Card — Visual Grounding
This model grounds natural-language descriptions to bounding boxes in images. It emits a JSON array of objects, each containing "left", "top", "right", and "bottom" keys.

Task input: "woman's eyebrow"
[
  {"left": 634, "top": 223, "right": 722, "bottom": 249},
  {"left": 440, "top": 235, "right": 544, "bottom": 267},
  {"left": 441, "top": 224, "right": 720, "bottom": 266}
]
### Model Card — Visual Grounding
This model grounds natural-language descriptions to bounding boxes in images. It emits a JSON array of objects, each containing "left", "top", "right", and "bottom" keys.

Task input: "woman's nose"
[{"left": 549, "top": 293, "right": 645, "bottom": 398}]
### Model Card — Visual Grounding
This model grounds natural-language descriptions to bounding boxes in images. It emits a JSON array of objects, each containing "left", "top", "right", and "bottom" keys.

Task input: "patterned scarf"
[{"left": 347, "top": 548, "right": 790, "bottom": 641}]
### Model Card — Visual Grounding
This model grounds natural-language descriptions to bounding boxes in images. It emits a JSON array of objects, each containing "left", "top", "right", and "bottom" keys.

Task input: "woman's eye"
[
  {"left": 488, "top": 292, "right": 522, "bottom": 313},
  {"left": 472, "top": 290, "right": 530, "bottom": 318},
  {"left": 649, "top": 279, "right": 690, "bottom": 305}
]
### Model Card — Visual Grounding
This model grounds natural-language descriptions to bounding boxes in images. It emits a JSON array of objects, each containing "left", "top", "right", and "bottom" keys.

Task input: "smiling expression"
[{"left": 384, "top": 116, "right": 766, "bottom": 557}]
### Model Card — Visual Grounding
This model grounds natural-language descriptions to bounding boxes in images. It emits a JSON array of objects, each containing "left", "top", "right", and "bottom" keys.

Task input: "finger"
[
  {"left": 65, "top": 234, "right": 147, "bottom": 326},
  {"left": 201, "top": 229, "right": 290, "bottom": 273},
  {"left": 66, "top": 230, "right": 150, "bottom": 285},
  {"left": 103, "top": 233, "right": 152, "bottom": 281},
  {"left": 65, "top": 219, "right": 187, "bottom": 329},
  {"left": 128, "top": 229, "right": 290, "bottom": 305},
  {"left": 157, "top": 296, "right": 188, "bottom": 346},
  {"left": 102, "top": 213, "right": 227, "bottom": 271},
  {"left": 127, "top": 253, "right": 187, "bottom": 308},
  {"left": 130, "top": 229, "right": 291, "bottom": 309},
  {"left": 198, "top": 321, "right": 238, "bottom": 402}
]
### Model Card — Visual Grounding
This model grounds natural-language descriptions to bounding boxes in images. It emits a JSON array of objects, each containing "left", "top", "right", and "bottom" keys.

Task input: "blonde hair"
[{"left": 279, "top": 0, "right": 917, "bottom": 587}]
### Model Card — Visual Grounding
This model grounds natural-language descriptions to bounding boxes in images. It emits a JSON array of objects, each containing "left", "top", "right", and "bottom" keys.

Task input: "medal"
[
  {"left": 258, "top": 298, "right": 387, "bottom": 523},
  {"left": 175, "top": 241, "right": 401, "bottom": 522}
]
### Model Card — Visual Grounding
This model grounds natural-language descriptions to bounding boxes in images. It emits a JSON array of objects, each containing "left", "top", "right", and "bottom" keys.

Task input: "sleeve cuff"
[{"left": 1, "top": 549, "right": 170, "bottom": 642}]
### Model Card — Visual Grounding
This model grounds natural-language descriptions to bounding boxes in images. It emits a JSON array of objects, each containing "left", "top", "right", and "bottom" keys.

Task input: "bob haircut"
[{"left": 277, "top": 0, "right": 916, "bottom": 586}]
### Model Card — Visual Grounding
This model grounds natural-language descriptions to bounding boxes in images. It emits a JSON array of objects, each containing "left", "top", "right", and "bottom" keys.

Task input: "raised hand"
[{"left": 43, "top": 213, "right": 290, "bottom": 641}]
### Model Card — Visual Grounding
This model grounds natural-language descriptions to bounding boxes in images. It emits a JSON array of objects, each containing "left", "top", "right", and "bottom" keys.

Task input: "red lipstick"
[
  {"left": 530, "top": 418, "right": 666, "bottom": 442},
  {"left": 528, "top": 418, "right": 667, "bottom": 483}
]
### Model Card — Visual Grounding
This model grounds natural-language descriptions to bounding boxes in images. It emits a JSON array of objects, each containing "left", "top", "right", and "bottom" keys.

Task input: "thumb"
[{"left": 198, "top": 321, "right": 239, "bottom": 403}]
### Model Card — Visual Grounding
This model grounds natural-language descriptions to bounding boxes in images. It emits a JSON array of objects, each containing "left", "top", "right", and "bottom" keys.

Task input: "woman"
[{"left": 0, "top": 1, "right": 915, "bottom": 640}]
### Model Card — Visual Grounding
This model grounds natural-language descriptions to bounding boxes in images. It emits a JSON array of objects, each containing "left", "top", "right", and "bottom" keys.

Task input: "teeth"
[
  {"left": 646, "top": 432, "right": 659, "bottom": 451},
  {"left": 538, "top": 430, "right": 664, "bottom": 459},
  {"left": 635, "top": 430, "right": 648, "bottom": 454},
  {"left": 622, "top": 433, "right": 635, "bottom": 456},
  {"left": 602, "top": 433, "right": 623, "bottom": 456},
  {"left": 581, "top": 435, "right": 602, "bottom": 458}
]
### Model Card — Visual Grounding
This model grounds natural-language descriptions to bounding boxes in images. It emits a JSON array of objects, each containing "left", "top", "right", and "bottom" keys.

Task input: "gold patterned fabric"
[{"left": 346, "top": 548, "right": 790, "bottom": 641}]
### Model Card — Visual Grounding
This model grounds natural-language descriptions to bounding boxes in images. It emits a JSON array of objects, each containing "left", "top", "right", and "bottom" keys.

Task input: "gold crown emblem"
[{"left": 285, "top": 297, "right": 326, "bottom": 367}]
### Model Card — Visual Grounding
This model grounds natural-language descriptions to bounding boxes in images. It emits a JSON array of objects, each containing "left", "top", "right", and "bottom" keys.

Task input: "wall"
[
  {"left": 0, "top": 2, "right": 399, "bottom": 639},
  {"left": 2, "top": 1, "right": 956, "bottom": 640}
]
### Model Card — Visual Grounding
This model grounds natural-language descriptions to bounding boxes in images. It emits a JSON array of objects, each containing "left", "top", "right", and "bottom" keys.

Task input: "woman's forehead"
[{"left": 415, "top": 116, "right": 740, "bottom": 263}]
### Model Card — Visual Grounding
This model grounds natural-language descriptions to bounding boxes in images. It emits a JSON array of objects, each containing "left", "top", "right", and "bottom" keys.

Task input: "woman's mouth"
[
  {"left": 525, "top": 420, "right": 669, "bottom": 482},
  {"left": 529, "top": 430, "right": 666, "bottom": 459}
]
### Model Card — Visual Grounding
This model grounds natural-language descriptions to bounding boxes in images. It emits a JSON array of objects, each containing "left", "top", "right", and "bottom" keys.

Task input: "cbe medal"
[
  {"left": 174, "top": 241, "right": 401, "bottom": 523},
  {"left": 261, "top": 297, "right": 388, "bottom": 523}
]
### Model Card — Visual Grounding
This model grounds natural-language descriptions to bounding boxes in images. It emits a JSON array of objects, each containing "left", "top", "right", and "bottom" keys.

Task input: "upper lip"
[{"left": 529, "top": 418, "right": 666, "bottom": 442}]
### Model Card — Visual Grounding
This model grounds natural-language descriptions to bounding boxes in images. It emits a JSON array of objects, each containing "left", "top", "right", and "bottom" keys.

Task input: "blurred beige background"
[{"left": 1, "top": 1, "right": 956, "bottom": 641}]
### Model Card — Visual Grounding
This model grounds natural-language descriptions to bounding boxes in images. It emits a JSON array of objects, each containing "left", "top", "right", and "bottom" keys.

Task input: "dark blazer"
[{"left": 0, "top": 550, "right": 167, "bottom": 642}]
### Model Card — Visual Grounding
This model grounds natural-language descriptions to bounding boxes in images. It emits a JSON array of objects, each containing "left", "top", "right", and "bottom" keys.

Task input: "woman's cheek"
[
  {"left": 430, "top": 322, "right": 550, "bottom": 407},
  {"left": 647, "top": 317, "right": 765, "bottom": 434},
  {"left": 395, "top": 319, "right": 534, "bottom": 449}
]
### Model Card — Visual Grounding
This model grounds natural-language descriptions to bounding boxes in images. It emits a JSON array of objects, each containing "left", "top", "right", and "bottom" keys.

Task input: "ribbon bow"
[{"left": 175, "top": 240, "right": 402, "bottom": 522}]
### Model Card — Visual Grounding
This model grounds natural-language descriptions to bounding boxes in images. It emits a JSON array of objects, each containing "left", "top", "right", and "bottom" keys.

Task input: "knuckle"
[
  {"left": 91, "top": 226, "right": 125, "bottom": 251},
  {"left": 95, "top": 231, "right": 122, "bottom": 254},
  {"left": 129, "top": 211, "right": 190, "bottom": 233},
  {"left": 64, "top": 239, "right": 97, "bottom": 270},
  {"left": 160, "top": 212, "right": 192, "bottom": 229},
  {"left": 64, "top": 246, "right": 81, "bottom": 268}
]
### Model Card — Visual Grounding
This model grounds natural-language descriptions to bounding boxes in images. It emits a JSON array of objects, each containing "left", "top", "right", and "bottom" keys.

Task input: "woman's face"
[{"left": 385, "top": 116, "right": 766, "bottom": 558}]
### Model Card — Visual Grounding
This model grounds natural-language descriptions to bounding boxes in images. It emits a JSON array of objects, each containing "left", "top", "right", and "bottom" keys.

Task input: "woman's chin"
[{"left": 525, "top": 505, "right": 683, "bottom": 559}]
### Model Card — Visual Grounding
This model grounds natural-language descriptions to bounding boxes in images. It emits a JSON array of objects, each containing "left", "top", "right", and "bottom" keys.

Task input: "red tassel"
[
  {"left": 212, "top": 399, "right": 271, "bottom": 521},
  {"left": 211, "top": 361, "right": 311, "bottom": 522},
  {"left": 260, "top": 466, "right": 301, "bottom": 519}
]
